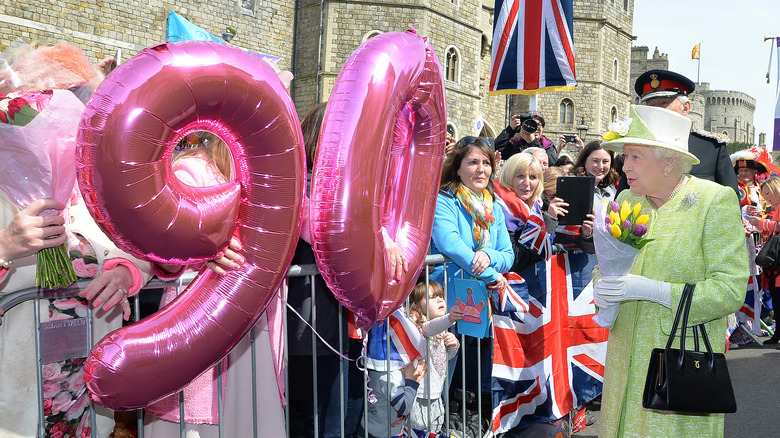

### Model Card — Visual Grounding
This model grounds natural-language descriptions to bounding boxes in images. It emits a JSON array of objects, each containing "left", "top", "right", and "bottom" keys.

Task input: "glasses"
[{"left": 458, "top": 136, "right": 492, "bottom": 148}]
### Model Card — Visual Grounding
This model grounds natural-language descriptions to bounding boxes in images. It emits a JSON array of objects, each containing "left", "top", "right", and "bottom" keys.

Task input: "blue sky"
[{"left": 632, "top": 0, "right": 780, "bottom": 145}]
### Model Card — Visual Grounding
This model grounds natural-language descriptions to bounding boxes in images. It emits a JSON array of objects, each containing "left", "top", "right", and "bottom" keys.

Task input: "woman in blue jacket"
[{"left": 430, "top": 136, "right": 514, "bottom": 419}]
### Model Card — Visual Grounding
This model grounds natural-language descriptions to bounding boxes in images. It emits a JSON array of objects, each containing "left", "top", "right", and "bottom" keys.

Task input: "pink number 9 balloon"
[
  {"left": 76, "top": 41, "right": 305, "bottom": 409},
  {"left": 311, "top": 30, "right": 447, "bottom": 330}
]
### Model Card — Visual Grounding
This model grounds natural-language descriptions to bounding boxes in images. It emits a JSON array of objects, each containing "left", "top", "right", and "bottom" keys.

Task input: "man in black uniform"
[{"left": 633, "top": 69, "right": 738, "bottom": 193}]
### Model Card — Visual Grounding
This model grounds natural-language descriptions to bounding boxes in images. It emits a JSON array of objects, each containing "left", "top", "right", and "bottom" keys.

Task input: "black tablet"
[{"left": 555, "top": 176, "right": 595, "bottom": 225}]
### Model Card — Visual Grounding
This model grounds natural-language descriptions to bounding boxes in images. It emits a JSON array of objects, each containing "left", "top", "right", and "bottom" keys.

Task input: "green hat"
[{"left": 601, "top": 105, "right": 699, "bottom": 165}]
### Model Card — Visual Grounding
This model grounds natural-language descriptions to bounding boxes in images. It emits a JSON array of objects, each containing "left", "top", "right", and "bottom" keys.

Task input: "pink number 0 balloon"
[
  {"left": 76, "top": 41, "right": 305, "bottom": 410},
  {"left": 311, "top": 30, "right": 447, "bottom": 329}
]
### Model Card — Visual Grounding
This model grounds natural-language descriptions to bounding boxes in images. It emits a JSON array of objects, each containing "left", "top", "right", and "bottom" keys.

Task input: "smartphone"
[
  {"left": 555, "top": 176, "right": 595, "bottom": 225},
  {"left": 564, "top": 134, "right": 577, "bottom": 143}
]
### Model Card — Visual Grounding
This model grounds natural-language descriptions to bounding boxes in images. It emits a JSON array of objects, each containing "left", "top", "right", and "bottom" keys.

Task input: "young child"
[
  {"left": 363, "top": 309, "right": 428, "bottom": 437},
  {"left": 407, "top": 279, "right": 464, "bottom": 433}
]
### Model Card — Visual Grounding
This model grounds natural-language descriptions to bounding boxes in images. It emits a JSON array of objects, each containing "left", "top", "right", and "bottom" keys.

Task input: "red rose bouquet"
[{"left": 0, "top": 89, "right": 84, "bottom": 288}]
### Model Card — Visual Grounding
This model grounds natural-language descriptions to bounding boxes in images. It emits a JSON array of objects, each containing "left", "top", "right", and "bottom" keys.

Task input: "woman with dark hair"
[
  {"left": 553, "top": 155, "right": 575, "bottom": 175},
  {"left": 572, "top": 140, "right": 619, "bottom": 204},
  {"left": 430, "top": 136, "right": 514, "bottom": 418}
]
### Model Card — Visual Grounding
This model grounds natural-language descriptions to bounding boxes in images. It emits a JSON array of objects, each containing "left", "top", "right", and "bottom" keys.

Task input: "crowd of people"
[{"left": 0, "top": 35, "right": 759, "bottom": 438}]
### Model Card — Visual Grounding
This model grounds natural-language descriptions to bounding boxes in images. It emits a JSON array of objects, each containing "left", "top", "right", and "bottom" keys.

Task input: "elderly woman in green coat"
[{"left": 593, "top": 105, "right": 749, "bottom": 437}]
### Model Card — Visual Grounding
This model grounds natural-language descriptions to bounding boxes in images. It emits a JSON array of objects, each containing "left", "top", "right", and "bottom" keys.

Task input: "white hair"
[{"left": 653, "top": 146, "right": 694, "bottom": 174}]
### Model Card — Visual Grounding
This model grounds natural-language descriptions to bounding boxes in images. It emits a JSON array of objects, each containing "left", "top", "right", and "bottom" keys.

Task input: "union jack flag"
[
  {"left": 495, "top": 188, "right": 551, "bottom": 261},
  {"left": 489, "top": 0, "right": 576, "bottom": 95},
  {"left": 737, "top": 275, "right": 762, "bottom": 335},
  {"left": 491, "top": 253, "right": 608, "bottom": 433},
  {"left": 365, "top": 308, "right": 424, "bottom": 371}
]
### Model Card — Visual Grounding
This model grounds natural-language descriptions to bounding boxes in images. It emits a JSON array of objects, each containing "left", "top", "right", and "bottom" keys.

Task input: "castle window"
[
  {"left": 362, "top": 30, "right": 382, "bottom": 43},
  {"left": 611, "top": 106, "right": 618, "bottom": 123},
  {"left": 242, "top": 0, "right": 254, "bottom": 10},
  {"left": 445, "top": 47, "right": 460, "bottom": 83},
  {"left": 559, "top": 99, "right": 574, "bottom": 124},
  {"left": 613, "top": 59, "right": 618, "bottom": 81},
  {"left": 624, "top": 0, "right": 629, "bottom": 9}
]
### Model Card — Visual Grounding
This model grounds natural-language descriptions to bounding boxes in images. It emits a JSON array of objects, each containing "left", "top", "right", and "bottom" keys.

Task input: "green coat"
[{"left": 599, "top": 176, "right": 749, "bottom": 438}]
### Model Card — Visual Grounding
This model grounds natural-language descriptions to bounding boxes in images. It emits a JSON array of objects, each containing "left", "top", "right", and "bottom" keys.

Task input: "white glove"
[
  {"left": 592, "top": 305, "right": 620, "bottom": 329},
  {"left": 593, "top": 274, "right": 671, "bottom": 309}
]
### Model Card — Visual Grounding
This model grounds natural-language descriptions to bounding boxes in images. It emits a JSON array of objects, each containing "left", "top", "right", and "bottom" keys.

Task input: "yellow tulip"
[
  {"left": 632, "top": 203, "right": 641, "bottom": 218},
  {"left": 635, "top": 214, "right": 650, "bottom": 226},
  {"left": 609, "top": 211, "right": 620, "bottom": 226},
  {"left": 620, "top": 200, "right": 631, "bottom": 222},
  {"left": 610, "top": 223, "right": 622, "bottom": 239}
]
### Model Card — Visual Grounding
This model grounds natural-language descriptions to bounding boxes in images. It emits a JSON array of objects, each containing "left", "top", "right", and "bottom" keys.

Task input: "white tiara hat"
[{"left": 601, "top": 105, "right": 698, "bottom": 165}]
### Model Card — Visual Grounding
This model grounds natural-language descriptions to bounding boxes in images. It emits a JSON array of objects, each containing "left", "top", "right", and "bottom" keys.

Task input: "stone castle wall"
[{"left": 2, "top": 0, "right": 641, "bottom": 149}]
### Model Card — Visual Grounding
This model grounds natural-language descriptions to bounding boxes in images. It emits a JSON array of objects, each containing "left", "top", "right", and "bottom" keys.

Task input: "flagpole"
[
  {"left": 766, "top": 36, "right": 776, "bottom": 84},
  {"left": 697, "top": 58, "right": 700, "bottom": 84}
]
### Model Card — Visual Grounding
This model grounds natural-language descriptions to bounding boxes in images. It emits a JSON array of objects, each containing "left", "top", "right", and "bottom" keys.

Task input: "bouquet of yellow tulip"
[
  {"left": 605, "top": 200, "right": 651, "bottom": 249},
  {"left": 592, "top": 200, "right": 652, "bottom": 327}
]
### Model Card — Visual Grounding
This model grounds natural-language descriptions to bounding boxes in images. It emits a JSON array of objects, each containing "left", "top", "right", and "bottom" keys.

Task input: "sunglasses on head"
[{"left": 458, "top": 136, "right": 492, "bottom": 148}]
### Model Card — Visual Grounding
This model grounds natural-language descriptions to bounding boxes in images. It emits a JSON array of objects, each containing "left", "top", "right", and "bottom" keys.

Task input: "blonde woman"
[{"left": 748, "top": 176, "right": 780, "bottom": 343}]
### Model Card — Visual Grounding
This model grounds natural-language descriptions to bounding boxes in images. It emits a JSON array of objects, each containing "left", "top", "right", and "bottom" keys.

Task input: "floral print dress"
[{"left": 42, "top": 230, "right": 101, "bottom": 437}]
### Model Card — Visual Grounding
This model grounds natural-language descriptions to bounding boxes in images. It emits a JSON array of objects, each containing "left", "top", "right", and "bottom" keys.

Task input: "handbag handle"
[
  {"left": 664, "top": 283, "right": 694, "bottom": 350},
  {"left": 665, "top": 283, "right": 716, "bottom": 374}
]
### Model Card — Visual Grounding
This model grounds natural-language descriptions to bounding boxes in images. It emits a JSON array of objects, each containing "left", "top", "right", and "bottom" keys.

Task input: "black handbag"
[
  {"left": 642, "top": 283, "right": 737, "bottom": 413},
  {"left": 756, "top": 223, "right": 780, "bottom": 270}
]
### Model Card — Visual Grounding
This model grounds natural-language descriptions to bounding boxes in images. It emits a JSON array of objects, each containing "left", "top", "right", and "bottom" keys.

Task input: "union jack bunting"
[
  {"left": 491, "top": 253, "right": 608, "bottom": 433},
  {"left": 489, "top": 0, "right": 576, "bottom": 95}
]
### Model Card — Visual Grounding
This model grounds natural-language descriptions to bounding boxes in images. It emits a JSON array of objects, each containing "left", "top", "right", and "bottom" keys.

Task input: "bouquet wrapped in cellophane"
[
  {"left": 592, "top": 200, "right": 652, "bottom": 328},
  {"left": 0, "top": 88, "right": 84, "bottom": 288}
]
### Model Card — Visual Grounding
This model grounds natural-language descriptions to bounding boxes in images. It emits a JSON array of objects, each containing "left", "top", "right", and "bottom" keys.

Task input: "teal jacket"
[{"left": 430, "top": 190, "right": 514, "bottom": 300}]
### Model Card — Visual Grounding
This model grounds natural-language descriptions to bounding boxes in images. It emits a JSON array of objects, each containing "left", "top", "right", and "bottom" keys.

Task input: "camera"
[
  {"left": 564, "top": 134, "right": 577, "bottom": 143},
  {"left": 521, "top": 119, "right": 539, "bottom": 134}
]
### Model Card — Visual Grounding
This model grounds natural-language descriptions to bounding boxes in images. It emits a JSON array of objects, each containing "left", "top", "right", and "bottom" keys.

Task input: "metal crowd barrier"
[{"left": 0, "top": 254, "right": 494, "bottom": 438}]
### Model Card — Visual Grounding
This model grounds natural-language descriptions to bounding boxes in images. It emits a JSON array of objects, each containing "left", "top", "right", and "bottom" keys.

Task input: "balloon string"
[
  {"left": 282, "top": 297, "right": 355, "bottom": 362},
  {"left": 281, "top": 296, "right": 376, "bottom": 403},
  {"left": 355, "top": 336, "right": 377, "bottom": 405}
]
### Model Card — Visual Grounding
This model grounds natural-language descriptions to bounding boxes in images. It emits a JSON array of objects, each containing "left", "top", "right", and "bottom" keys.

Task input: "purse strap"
[
  {"left": 666, "top": 283, "right": 717, "bottom": 373},
  {"left": 664, "top": 283, "right": 694, "bottom": 349}
]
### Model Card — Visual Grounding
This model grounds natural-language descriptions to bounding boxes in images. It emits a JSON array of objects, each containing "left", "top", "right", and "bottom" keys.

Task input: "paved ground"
[{"left": 573, "top": 335, "right": 780, "bottom": 437}]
